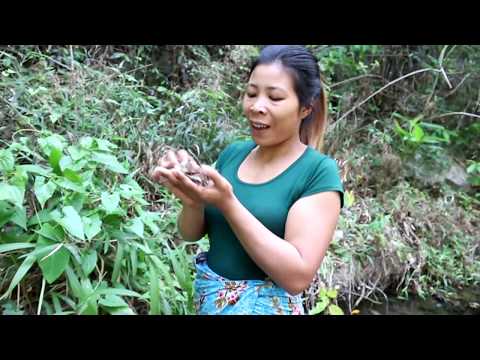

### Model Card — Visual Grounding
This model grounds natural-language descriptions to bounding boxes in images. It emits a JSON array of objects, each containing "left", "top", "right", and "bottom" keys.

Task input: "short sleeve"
[{"left": 298, "top": 157, "right": 344, "bottom": 208}]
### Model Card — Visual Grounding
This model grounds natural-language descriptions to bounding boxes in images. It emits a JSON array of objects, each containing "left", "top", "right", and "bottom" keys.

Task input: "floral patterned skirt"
[{"left": 193, "top": 252, "right": 304, "bottom": 315}]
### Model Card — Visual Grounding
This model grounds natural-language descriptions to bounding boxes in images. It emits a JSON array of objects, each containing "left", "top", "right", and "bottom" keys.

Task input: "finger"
[
  {"left": 159, "top": 175, "right": 197, "bottom": 204},
  {"left": 152, "top": 167, "right": 178, "bottom": 185},
  {"left": 177, "top": 149, "right": 190, "bottom": 166},
  {"left": 186, "top": 158, "right": 201, "bottom": 173},
  {"left": 173, "top": 170, "right": 208, "bottom": 203},
  {"left": 159, "top": 155, "right": 173, "bottom": 169},
  {"left": 151, "top": 171, "right": 168, "bottom": 184},
  {"left": 168, "top": 183, "right": 193, "bottom": 202},
  {"left": 173, "top": 169, "right": 201, "bottom": 190},
  {"left": 200, "top": 165, "right": 223, "bottom": 187},
  {"left": 162, "top": 150, "right": 179, "bottom": 169}
]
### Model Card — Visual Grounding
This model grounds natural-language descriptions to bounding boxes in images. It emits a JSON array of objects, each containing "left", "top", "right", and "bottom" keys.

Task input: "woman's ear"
[{"left": 300, "top": 104, "right": 312, "bottom": 120}]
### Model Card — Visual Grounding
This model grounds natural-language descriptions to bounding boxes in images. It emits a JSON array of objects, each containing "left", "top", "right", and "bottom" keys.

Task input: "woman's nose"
[{"left": 251, "top": 99, "right": 267, "bottom": 114}]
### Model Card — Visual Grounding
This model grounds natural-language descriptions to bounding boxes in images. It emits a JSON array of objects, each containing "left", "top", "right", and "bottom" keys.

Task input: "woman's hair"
[{"left": 248, "top": 45, "right": 328, "bottom": 151}]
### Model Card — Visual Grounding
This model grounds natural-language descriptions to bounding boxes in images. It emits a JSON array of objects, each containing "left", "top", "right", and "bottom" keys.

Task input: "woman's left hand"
[{"left": 153, "top": 165, "right": 235, "bottom": 211}]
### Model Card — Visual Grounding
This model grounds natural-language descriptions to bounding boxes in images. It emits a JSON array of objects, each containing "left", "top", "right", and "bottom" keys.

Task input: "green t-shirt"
[{"left": 204, "top": 139, "right": 344, "bottom": 280}]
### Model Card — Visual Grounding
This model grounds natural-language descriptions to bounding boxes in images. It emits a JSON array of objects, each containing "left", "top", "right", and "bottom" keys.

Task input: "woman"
[{"left": 151, "top": 45, "right": 344, "bottom": 315}]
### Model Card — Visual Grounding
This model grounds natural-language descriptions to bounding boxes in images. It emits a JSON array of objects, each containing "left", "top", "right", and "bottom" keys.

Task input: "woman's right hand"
[{"left": 150, "top": 149, "right": 204, "bottom": 209}]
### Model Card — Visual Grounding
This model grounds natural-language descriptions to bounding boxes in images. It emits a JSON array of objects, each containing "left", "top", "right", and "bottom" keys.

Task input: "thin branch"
[
  {"left": 428, "top": 112, "right": 480, "bottom": 121},
  {"left": 333, "top": 68, "right": 439, "bottom": 128},
  {"left": 35, "top": 52, "right": 71, "bottom": 70},
  {"left": 70, "top": 45, "right": 74, "bottom": 71},
  {"left": 330, "top": 74, "right": 385, "bottom": 89},
  {"left": 446, "top": 73, "right": 471, "bottom": 97},
  {"left": 37, "top": 277, "right": 46, "bottom": 315},
  {"left": 438, "top": 45, "right": 453, "bottom": 89}
]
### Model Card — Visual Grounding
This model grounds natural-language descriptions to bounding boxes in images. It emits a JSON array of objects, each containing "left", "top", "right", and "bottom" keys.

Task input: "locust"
[{"left": 147, "top": 145, "right": 212, "bottom": 187}]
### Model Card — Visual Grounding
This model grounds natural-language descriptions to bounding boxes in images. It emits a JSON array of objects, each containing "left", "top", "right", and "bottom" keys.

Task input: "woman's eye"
[
  {"left": 246, "top": 93, "right": 256, "bottom": 98},
  {"left": 270, "top": 97, "right": 284, "bottom": 101}
]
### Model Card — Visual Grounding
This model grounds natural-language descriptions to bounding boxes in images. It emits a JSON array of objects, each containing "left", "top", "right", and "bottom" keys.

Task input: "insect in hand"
[{"left": 147, "top": 144, "right": 212, "bottom": 187}]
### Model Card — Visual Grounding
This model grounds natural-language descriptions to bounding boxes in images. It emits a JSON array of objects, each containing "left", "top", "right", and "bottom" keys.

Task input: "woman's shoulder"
[
  {"left": 215, "top": 138, "right": 255, "bottom": 170},
  {"left": 303, "top": 147, "right": 339, "bottom": 170}
]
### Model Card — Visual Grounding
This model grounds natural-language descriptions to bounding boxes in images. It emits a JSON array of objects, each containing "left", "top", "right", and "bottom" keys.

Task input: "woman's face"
[{"left": 242, "top": 62, "right": 310, "bottom": 147}]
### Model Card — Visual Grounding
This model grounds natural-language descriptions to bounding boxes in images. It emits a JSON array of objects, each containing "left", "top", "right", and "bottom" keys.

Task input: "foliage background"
[{"left": 0, "top": 45, "right": 478, "bottom": 315}]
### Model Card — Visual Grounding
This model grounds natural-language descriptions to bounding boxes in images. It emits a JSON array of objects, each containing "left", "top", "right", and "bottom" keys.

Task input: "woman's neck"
[{"left": 253, "top": 137, "right": 307, "bottom": 165}]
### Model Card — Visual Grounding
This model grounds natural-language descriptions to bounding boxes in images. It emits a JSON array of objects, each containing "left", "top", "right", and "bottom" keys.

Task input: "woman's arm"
[
  {"left": 177, "top": 203, "right": 206, "bottom": 242},
  {"left": 218, "top": 191, "right": 341, "bottom": 295}
]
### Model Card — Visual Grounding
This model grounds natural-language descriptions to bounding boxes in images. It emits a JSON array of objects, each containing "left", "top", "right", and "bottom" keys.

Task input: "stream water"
[{"left": 356, "top": 287, "right": 480, "bottom": 315}]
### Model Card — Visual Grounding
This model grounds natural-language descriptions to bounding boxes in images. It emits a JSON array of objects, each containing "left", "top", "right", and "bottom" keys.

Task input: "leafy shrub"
[{"left": 0, "top": 132, "right": 196, "bottom": 314}]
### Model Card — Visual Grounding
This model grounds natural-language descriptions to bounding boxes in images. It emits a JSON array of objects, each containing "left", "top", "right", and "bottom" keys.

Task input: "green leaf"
[
  {"left": 49, "top": 147, "right": 63, "bottom": 175},
  {"left": 169, "top": 249, "right": 191, "bottom": 293},
  {"left": 67, "top": 145, "right": 89, "bottom": 161},
  {"left": 105, "top": 306, "right": 135, "bottom": 315},
  {"left": 412, "top": 124, "right": 425, "bottom": 142},
  {"left": 55, "top": 178, "right": 85, "bottom": 193},
  {"left": 63, "top": 243, "right": 82, "bottom": 266},
  {"left": 102, "top": 214, "right": 123, "bottom": 226},
  {"left": 99, "top": 294, "right": 128, "bottom": 308},
  {"left": 59, "top": 155, "right": 73, "bottom": 172},
  {"left": 326, "top": 289, "right": 338, "bottom": 299},
  {"left": 1, "top": 301, "right": 24, "bottom": 315},
  {"left": 37, "top": 242, "right": 70, "bottom": 284},
  {"left": 66, "top": 192, "right": 85, "bottom": 212},
  {"left": 0, "top": 149, "right": 15, "bottom": 173},
  {"left": 95, "top": 139, "right": 117, "bottom": 152},
  {"left": 101, "top": 192, "right": 120, "bottom": 214},
  {"left": 91, "top": 152, "right": 128, "bottom": 174},
  {"left": 38, "top": 134, "right": 66, "bottom": 157},
  {"left": 36, "top": 223, "right": 64, "bottom": 242},
  {"left": 149, "top": 263, "right": 161, "bottom": 315},
  {"left": 130, "top": 247, "right": 138, "bottom": 277},
  {"left": 0, "top": 183, "right": 24, "bottom": 208},
  {"left": 344, "top": 190, "right": 355, "bottom": 208},
  {"left": 68, "top": 160, "right": 89, "bottom": 173},
  {"left": 57, "top": 206, "right": 85, "bottom": 240},
  {"left": 11, "top": 167, "right": 28, "bottom": 188},
  {"left": 123, "top": 178, "right": 144, "bottom": 196},
  {"left": 394, "top": 121, "right": 408, "bottom": 137},
  {"left": 0, "top": 201, "right": 15, "bottom": 227},
  {"left": 50, "top": 292, "right": 63, "bottom": 314},
  {"left": 27, "top": 209, "right": 52, "bottom": 226},
  {"left": 17, "top": 164, "right": 51, "bottom": 177},
  {"left": 78, "top": 278, "right": 98, "bottom": 315},
  {"left": 0, "top": 227, "right": 34, "bottom": 244},
  {"left": 328, "top": 304, "right": 344, "bottom": 315},
  {"left": 138, "top": 210, "right": 160, "bottom": 235},
  {"left": 126, "top": 217, "right": 144, "bottom": 238},
  {"left": 49, "top": 110, "right": 62, "bottom": 124},
  {"left": 34, "top": 176, "right": 57, "bottom": 208},
  {"left": 11, "top": 206, "right": 27, "bottom": 230},
  {"left": 310, "top": 298, "right": 329, "bottom": 315},
  {"left": 0, "top": 254, "right": 36, "bottom": 300},
  {"left": 81, "top": 249, "right": 97, "bottom": 276},
  {"left": 79, "top": 137, "right": 94, "bottom": 149},
  {"left": 111, "top": 242, "right": 124, "bottom": 283},
  {"left": 0, "top": 243, "right": 35, "bottom": 253},
  {"left": 83, "top": 214, "right": 102, "bottom": 240},
  {"left": 64, "top": 266, "right": 83, "bottom": 299},
  {"left": 63, "top": 168, "right": 82, "bottom": 183},
  {"left": 96, "top": 287, "right": 141, "bottom": 298}
]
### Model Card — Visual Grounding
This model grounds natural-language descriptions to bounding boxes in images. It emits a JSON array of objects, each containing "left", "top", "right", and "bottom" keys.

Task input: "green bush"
[{"left": 0, "top": 132, "right": 197, "bottom": 314}]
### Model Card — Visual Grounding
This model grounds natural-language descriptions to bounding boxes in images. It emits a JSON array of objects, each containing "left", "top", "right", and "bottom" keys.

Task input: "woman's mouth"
[{"left": 250, "top": 122, "right": 270, "bottom": 131}]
